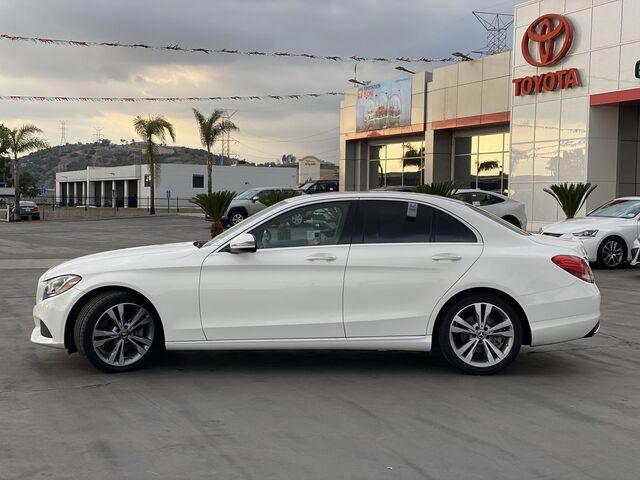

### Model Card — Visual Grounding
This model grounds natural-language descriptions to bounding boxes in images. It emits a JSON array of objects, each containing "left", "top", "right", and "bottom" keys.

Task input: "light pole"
[{"left": 395, "top": 66, "right": 416, "bottom": 75}]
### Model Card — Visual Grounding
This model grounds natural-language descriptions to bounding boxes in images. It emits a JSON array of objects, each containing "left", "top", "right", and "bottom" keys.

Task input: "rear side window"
[
  {"left": 362, "top": 200, "right": 431, "bottom": 243},
  {"left": 433, "top": 209, "right": 477, "bottom": 243}
]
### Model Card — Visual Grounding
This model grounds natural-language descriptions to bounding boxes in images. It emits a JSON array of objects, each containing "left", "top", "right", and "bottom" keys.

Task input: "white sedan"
[
  {"left": 31, "top": 192, "right": 600, "bottom": 375},
  {"left": 451, "top": 189, "right": 527, "bottom": 230},
  {"left": 540, "top": 197, "right": 640, "bottom": 268}
]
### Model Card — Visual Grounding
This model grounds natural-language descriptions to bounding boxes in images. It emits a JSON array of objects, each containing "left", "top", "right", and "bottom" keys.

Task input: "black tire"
[
  {"left": 438, "top": 293, "right": 523, "bottom": 375},
  {"left": 74, "top": 290, "right": 160, "bottom": 372},
  {"left": 228, "top": 209, "right": 247, "bottom": 226},
  {"left": 597, "top": 237, "right": 627, "bottom": 269},
  {"left": 502, "top": 216, "right": 521, "bottom": 228}
]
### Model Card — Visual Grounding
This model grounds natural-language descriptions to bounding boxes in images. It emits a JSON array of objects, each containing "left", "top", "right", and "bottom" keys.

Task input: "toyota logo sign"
[{"left": 521, "top": 14, "right": 574, "bottom": 67}]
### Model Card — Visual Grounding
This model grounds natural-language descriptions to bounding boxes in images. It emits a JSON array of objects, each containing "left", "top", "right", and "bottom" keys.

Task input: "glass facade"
[
  {"left": 368, "top": 140, "right": 425, "bottom": 189},
  {"left": 453, "top": 132, "right": 510, "bottom": 194}
]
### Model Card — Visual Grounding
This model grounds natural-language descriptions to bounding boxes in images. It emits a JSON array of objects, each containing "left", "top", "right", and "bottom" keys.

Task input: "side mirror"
[
  {"left": 251, "top": 195, "right": 260, "bottom": 203},
  {"left": 229, "top": 233, "right": 257, "bottom": 253}
]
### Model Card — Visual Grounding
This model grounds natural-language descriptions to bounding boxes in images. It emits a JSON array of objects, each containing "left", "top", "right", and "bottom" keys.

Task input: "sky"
[{"left": 0, "top": 0, "right": 520, "bottom": 165}]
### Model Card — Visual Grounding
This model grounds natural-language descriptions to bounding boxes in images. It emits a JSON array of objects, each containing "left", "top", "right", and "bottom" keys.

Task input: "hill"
[{"left": 20, "top": 141, "right": 241, "bottom": 188}]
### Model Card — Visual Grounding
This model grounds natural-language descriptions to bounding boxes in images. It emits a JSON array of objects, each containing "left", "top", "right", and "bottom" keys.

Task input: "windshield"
[
  {"left": 202, "top": 202, "right": 283, "bottom": 247},
  {"left": 299, "top": 182, "right": 313, "bottom": 191},
  {"left": 588, "top": 199, "right": 640, "bottom": 218},
  {"left": 234, "top": 188, "right": 261, "bottom": 200}
]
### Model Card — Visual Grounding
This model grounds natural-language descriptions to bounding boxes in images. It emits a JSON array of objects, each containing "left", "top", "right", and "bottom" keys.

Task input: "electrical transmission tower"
[
  {"left": 473, "top": 11, "right": 514, "bottom": 56},
  {"left": 59, "top": 121, "right": 67, "bottom": 145},
  {"left": 94, "top": 127, "right": 103, "bottom": 143},
  {"left": 221, "top": 110, "right": 237, "bottom": 162}
]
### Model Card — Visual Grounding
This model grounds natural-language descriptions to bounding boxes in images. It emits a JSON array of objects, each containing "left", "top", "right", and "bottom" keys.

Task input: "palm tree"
[
  {"left": 0, "top": 124, "right": 48, "bottom": 221},
  {"left": 191, "top": 191, "right": 236, "bottom": 237},
  {"left": 133, "top": 115, "right": 176, "bottom": 214},
  {"left": 260, "top": 189, "right": 299, "bottom": 207},
  {"left": 192, "top": 109, "right": 238, "bottom": 194},
  {"left": 414, "top": 181, "right": 459, "bottom": 198},
  {"left": 544, "top": 182, "right": 597, "bottom": 219}
]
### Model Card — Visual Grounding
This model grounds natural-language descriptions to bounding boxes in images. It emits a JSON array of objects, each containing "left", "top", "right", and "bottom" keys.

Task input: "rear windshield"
[{"left": 464, "top": 203, "right": 530, "bottom": 235}]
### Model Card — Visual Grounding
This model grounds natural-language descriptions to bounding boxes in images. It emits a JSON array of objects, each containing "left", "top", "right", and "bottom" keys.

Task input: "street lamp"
[
  {"left": 348, "top": 78, "right": 370, "bottom": 86},
  {"left": 452, "top": 51, "right": 473, "bottom": 61},
  {"left": 395, "top": 66, "right": 416, "bottom": 74}
]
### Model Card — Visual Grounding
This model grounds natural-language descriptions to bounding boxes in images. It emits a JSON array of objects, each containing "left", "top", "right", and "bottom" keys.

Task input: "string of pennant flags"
[
  {"left": 0, "top": 93, "right": 344, "bottom": 102},
  {"left": 0, "top": 33, "right": 454, "bottom": 63}
]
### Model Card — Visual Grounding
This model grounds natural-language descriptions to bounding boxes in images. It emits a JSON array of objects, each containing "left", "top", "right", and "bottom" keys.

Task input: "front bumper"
[
  {"left": 31, "top": 285, "right": 84, "bottom": 350},
  {"left": 631, "top": 247, "right": 640, "bottom": 266}
]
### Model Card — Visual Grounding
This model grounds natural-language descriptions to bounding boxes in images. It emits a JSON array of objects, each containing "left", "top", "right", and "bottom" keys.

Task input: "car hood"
[
  {"left": 41, "top": 241, "right": 201, "bottom": 280},
  {"left": 541, "top": 216, "right": 624, "bottom": 234}
]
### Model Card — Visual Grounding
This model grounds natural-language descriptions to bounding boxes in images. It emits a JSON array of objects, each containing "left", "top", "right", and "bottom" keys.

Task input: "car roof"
[
  {"left": 455, "top": 189, "right": 510, "bottom": 199},
  {"left": 282, "top": 191, "right": 466, "bottom": 208}
]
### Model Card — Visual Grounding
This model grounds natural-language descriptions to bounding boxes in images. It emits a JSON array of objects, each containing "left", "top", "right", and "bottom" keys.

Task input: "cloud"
[{"left": 0, "top": 0, "right": 520, "bottom": 164}]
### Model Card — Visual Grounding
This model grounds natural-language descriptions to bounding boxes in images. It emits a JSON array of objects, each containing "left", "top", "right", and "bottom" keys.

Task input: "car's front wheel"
[
  {"left": 598, "top": 237, "right": 626, "bottom": 268},
  {"left": 438, "top": 294, "right": 522, "bottom": 375},
  {"left": 74, "top": 291, "right": 160, "bottom": 372}
]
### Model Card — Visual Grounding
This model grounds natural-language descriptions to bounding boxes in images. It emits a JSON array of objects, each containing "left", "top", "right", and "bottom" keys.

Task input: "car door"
[
  {"left": 343, "top": 199, "right": 483, "bottom": 337},
  {"left": 199, "top": 199, "right": 356, "bottom": 340}
]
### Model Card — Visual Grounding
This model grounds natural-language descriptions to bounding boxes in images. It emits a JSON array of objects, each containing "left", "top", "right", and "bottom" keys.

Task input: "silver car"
[
  {"left": 452, "top": 189, "right": 527, "bottom": 230},
  {"left": 223, "top": 187, "right": 297, "bottom": 226}
]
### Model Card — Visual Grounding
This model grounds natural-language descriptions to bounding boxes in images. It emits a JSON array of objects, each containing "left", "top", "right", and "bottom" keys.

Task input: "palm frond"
[
  {"left": 543, "top": 182, "right": 597, "bottom": 219},
  {"left": 191, "top": 191, "right": 236, "bottom": 220},
  {"left": 260, "top": 189, "right": 299, "bottom": 207},
  {"left": 414, "top": 181, "right": 460, "bottom": 198}
]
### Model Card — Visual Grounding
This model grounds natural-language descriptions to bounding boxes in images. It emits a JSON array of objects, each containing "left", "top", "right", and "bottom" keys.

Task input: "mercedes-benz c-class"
[{"left": 32, "top": 192, "right": 600, "bottom": 374}]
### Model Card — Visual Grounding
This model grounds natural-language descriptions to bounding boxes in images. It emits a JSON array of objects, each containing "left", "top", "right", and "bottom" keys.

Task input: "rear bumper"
[{"left": 530, "top": 311, "right": 600, "bottom": 346}]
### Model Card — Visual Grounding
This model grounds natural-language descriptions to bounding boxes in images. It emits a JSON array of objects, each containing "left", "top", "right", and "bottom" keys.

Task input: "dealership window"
[
  {"left": 368, "top": 140, "right": 424, "bottom": 189},
  {"left": 453, "top": 132, "right": 510, "bottom": 194},
  {"left": 192, "top": 174, "right": 204, "bottom": 188}
]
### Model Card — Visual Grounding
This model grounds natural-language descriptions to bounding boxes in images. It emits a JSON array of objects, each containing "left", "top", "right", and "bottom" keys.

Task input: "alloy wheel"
[
  {"left": 448, "top": 302, "right": 515, "bottom": 368},
  {"left": 601, "top": 240, "right": 624, "bottom": 267},
  {"left": 92, "top": 303, "right": 155, "bottom": 367},
  {"left": 291, "top": 213, "right": 304, "bottom": 225},
  {"left": 230, "top": 212, "right": 245, "bottom": 225}
]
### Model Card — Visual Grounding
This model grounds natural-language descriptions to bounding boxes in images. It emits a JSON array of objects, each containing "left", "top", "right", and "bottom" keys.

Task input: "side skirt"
[{"left": 166, "top": 335, "right": 432, "bottom": 352}]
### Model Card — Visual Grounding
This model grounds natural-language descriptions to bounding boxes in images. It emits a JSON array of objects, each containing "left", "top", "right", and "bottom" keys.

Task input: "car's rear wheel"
[
  {"left": 74, "top": 291, "right": 159, "bottom": 372},
  {"left": 598, "top": 237, "right": 626, "bottom": 268},
  {"left": 228, "top": 210, "right": 247, "bottom": 226},
  {"left": 438, "top": 294, "right": 522, "bottom": 375}
]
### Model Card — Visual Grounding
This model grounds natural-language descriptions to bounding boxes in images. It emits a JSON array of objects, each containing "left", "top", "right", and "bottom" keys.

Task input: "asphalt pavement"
[{"left": 1, "top": 216, "right": 639, "bottom": 480}]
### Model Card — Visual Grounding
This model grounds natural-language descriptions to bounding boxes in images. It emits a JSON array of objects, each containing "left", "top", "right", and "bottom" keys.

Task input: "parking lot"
[{"left": 1, "top": 216, "right": 640, "bottom": 480}]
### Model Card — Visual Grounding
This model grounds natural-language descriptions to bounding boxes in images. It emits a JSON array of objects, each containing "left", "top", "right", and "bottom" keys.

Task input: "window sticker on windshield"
[{"left": 407, "top": 202, "right": 418, "bottom": 219}]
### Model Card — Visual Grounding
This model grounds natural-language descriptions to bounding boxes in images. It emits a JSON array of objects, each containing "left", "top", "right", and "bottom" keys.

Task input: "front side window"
[{"left": 250, "top": 201, "right": 353, "bottom": 249}]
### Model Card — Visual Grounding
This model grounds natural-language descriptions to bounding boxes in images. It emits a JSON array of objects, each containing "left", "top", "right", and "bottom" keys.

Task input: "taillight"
[
  {"left": 35, "top": 206, "right": 40, "bottom": 212},
  {"left": 552, "top": 255, "right": 594, "bottom": 283}
]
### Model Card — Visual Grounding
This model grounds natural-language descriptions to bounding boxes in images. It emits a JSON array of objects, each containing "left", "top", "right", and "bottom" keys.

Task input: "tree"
[
  {"left": 0, "top": 127, "right": 9, "bottom": 184},
  {"left": 133, "top": 115, "right": 176, "bottom": 215},
  {"left": 281, "top": 154, "right": 297, "bottom": 165},
  {"left": 192, "top": 109, "right": 238, "bottom": 194},
  {"left": 19, "top": 172, "right": 38, "bottom": 197},
  {"left": 0, "top": 124, "right": 49, "bottom": 221},
  {"left": 191, "top": 191, "right": 236, "bottom": 237},
  {"left": 544, "top": 182, "right": 597, "bottom": 219}
]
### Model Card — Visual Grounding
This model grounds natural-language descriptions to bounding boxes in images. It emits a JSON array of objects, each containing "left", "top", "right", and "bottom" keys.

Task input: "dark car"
[
  {"left": 19, "top": 200, "right": 40, "bottom": 220},
  {"left": 299, "top": 180, "right": 338, "bottom": 194}
]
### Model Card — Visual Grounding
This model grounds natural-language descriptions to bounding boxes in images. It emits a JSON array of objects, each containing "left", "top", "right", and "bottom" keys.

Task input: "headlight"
[
  {"left": 42, "top": 275, "right": 81, "bottom": 300},
  {"left": 572, "top": 230, "right": 598, "bottom": 238}
]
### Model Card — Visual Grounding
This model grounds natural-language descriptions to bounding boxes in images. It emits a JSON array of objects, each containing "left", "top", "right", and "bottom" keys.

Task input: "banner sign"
[{"left": 356, "top": 76, "right": 412, "bottom": 132}]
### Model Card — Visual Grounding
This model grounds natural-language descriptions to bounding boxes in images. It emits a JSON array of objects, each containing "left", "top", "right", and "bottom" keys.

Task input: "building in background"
[
  {"left": 341, "top": 0, "right": 640, "bottom": 230},
  {"left": 56, "top": 164, "right": 297, "bottom": 208}
]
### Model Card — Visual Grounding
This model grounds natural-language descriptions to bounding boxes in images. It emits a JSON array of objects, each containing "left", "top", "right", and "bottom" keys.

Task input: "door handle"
[
  {"left": 306, "top": 253, "right": 337, "bottom": 262},
  {"left": 431, "top": 253, "right": 462, "bottom": 262}
]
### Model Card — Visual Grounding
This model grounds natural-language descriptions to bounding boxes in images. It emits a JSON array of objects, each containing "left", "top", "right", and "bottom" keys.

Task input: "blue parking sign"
[{"left": 39, "top": 185, "right": 46, "bottom": 196}]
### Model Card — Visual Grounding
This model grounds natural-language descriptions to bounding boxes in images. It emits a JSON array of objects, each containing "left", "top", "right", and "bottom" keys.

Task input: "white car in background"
[
  {"left": 541, "top": 197, "right": 640, "bottom": 268},
  {"left": 452, "top": 189, "right": 527, "bottom": 230},
  {"left": 31, "top": 192, "right": 600, "bottom": 375}
]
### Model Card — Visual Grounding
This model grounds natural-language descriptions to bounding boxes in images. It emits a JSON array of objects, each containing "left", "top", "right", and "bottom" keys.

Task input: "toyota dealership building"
[{"left": 339, "top": 0, "right": 640, "bottom": 231}]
